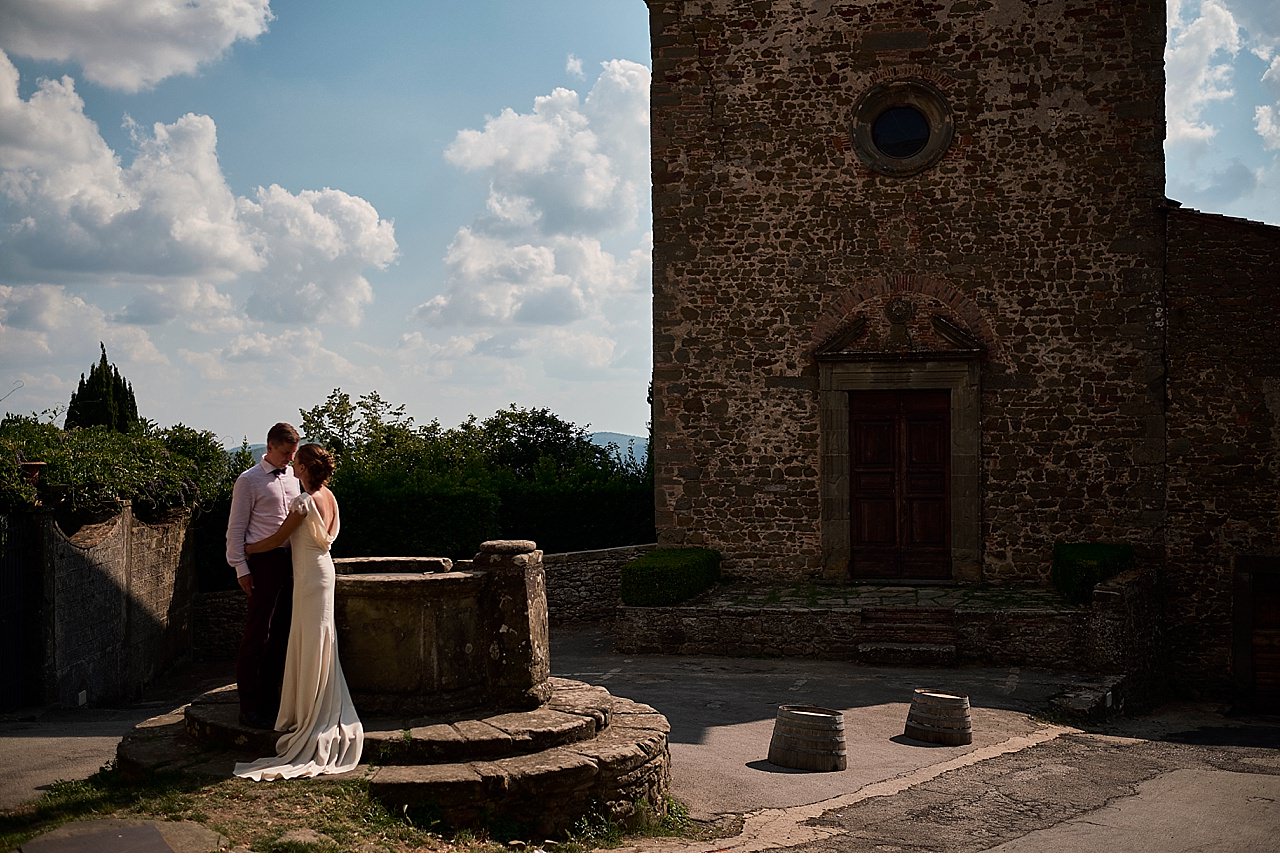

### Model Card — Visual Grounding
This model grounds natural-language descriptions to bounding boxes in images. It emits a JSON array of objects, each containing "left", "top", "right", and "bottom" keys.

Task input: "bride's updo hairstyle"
[{"left": 295, "top": 443, "right": 336, "bottom": 488}]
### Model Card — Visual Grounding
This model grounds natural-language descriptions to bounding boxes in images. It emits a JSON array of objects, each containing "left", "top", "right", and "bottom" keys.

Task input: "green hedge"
[
  {"left": 498, "top": 480, "right": 655, "bottom": 554},
  {"left": 620, "top": 547, "right": 721, "bottom": 607},
  {"left": 1050, "top": 542, "right": 1135, "bottom": 604}
]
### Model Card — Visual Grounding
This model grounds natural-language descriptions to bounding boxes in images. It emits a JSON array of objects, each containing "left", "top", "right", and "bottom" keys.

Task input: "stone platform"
[
  {"left": 116, "top": 676, "right": 670, "bottom": 837},
  {"left": 615, "top": 574, "right": 1159, "bottom": 681}
]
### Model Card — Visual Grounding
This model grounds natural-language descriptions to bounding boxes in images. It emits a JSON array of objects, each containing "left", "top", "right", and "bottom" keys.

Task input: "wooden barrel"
[
  {"left": 904, "top": 688, "right": 973, "bottom": 746},
  {"left": 767, "top": 704, "right": 847, "bottom": 771}
]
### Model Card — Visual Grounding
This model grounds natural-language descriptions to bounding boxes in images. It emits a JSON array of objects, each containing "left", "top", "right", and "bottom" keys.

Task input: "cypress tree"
[{"left": 66, "top": 343, "right": 140, "bottom": 432}]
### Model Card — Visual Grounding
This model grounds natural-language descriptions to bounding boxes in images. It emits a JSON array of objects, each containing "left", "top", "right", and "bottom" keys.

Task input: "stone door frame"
[{"left": 819, "top": 358, "right": 981, "bottom": 582}]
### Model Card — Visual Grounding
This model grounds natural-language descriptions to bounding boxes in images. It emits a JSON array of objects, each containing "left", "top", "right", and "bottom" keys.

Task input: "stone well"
[
  {"left": 117, "top": 539, "right": 672, "bottom": 838},
  {"left": 334, "top": 540, "right": 551, "bottom": 714}
]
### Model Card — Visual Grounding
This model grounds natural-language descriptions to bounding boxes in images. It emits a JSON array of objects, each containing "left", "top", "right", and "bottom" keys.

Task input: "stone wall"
[
  {"left": 38, "top": 504, "right": 194, "bottom": 707},
  {"left": 544, "top": 544, "right": 656, "bottom": 624},
  {"left": 647, "top": 0, "right": 1168, "bottom": 584},
  {"left": 1165, "top": 207, "right": 1280, "bottom": 688},
  {"left": 614, "top": 572, "right": 1159, "bottom": 676},
  {"left": 615, "top": 603, "right": 1089, "bottom": 669}
]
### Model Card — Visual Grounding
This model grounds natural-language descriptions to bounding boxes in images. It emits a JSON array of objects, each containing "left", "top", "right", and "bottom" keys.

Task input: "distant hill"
[
  {"left": 235, "top": 443, "right": 266, "bottom": 459},
  {"left": 590, "top": 432, "right": 648, "bottom": 464},
  {"left": 588, "top": 430, "right": 650, "bottom": 463},
  {"left": 230, "top": 434, "right": 647, "bottom": 464}
]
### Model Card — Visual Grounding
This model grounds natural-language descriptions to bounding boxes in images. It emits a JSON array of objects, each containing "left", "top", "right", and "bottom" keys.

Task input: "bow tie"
[{"left": 271, "top": 468, "right": 286, "bottom": 476}]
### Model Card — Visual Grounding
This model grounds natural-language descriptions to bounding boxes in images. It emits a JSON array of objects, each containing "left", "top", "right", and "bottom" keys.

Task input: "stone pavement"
[
  {"left": 4, "top": 622, "right": 1280, "bottom": 852},
  {"left": 552, "top": 626, "right": 1280, "bottom": 852}
]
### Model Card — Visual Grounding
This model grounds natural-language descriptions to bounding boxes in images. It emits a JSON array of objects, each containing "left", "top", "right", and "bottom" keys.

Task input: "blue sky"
[{"left": 0, "top": 0, "right": 1277, "bottom": 447}]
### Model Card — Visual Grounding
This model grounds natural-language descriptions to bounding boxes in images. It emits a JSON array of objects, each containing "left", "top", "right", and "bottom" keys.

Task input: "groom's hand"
[{"left": 238, "top": 574, "right": 253, "bottom": 596}]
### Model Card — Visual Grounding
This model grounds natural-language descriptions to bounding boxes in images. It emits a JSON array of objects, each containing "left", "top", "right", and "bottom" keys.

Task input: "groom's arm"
[{"left": 226, "top": 472, "right": 254, "bottom": 593}]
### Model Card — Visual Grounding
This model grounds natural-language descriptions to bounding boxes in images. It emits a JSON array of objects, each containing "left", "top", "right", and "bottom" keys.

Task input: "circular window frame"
[{"left": 851, "top": 79, "right": 954, "bottom": 177}]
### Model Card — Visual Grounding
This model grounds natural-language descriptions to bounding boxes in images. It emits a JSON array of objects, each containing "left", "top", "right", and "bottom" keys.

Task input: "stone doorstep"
[
  {"left": 853, "top": 624, "right": 959, "bottom": 644},
  {"left": 182, "top": 677, "right": 617, "bottom": 765},
  {"left": 855, "top": 641, "right": 959, "bottom": 666},
  {"left": 861, "top": 606, "right": 957, "bottom": 625}
]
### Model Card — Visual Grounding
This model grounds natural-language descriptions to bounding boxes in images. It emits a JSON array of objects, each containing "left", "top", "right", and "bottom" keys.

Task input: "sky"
[{"left": 0, "top": 0, "right": 1277, "bottom": 448}]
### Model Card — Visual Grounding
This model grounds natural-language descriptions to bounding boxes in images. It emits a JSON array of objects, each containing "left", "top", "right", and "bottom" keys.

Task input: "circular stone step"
[
  {"left": 365, "top": 701, "right": 671, "bottom": 838},
  {"left": 115, "top": 677, "right": 670, "bottom": 839},
  {"left": 182, "top": 677, "right": 615, "bottom": 764}
]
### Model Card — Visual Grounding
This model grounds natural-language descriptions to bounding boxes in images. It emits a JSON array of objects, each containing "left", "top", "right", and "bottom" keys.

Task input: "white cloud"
[
  {"left": 444, "top": 60, "right": 649, "bottom": 235},
  {"left": 0, "top": 51, "right": 397, "bottom": 329},
  {"left": 116, "top": 280, "right": 242, "bottom": 333},
  {"left": 0, "top": 0, "right": 272, "bottom": 92},
  {"left": 0, "top": 61, "right": 257, "bottom": 282},
  {"left": 1166, "top": 0, "right": 1243, "bottom": 145},
  {"left": 425, "top": 60, "right": 650, "bottom": 338},
  {"left": 239, "top": 185, "right": 398, "bottom": 325},
  {"left": 1257, "top": 105, "right": 1280, "bottom": 148},
  {"left": 418, "top": 229, "right": 644, "bottom": 327},
  {"left": 566, "top": 54, "right": 585, "bottom": 79},
  {"left": 0, "top": 52, "right": 135, "bottom": 228},
  {"left": 0, "top": 282, "right": 162, "bottom": 368},
  {"left": 186, "top": 327, "right": 357, "bottom": 382},
  {"left": 1219, "top": 0, "right": 1280, "bottom": 60}
]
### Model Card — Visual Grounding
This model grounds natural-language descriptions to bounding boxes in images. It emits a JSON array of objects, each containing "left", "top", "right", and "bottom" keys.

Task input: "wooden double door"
[{"left": 849, "top": 389, "right": 951, "bottom": 580}]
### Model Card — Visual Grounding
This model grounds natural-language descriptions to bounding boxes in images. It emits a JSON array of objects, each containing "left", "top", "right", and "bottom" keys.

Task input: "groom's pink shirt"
[{"left": 225, "top": 458, "right": 302, "bottom": 579}]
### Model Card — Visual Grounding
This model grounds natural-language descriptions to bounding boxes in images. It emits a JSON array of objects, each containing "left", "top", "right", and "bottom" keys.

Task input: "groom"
[{"left": 226, "top": 421, "right": 301, "bottom": 730}]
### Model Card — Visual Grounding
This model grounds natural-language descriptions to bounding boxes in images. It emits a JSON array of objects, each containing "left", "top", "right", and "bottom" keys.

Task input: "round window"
[
  {"left": 851, "top": 80, "right": 954, "bottom": 177},
  {"left": 871, "top": 106, "right": 930, "bottom": 158}
]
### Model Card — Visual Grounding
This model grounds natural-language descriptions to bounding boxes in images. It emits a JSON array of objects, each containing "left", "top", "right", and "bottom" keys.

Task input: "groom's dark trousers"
[{"left": 236, "top": 547, "right": 293, "bottom": 723}]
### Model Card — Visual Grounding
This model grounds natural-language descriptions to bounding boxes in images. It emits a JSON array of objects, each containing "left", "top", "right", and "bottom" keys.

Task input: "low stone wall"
[
  {"left": 615, "top": 573, "right": 1159, "bottom": 677},
  {"left": 33, "top": 504, "right": 194, "bottom": 707},
  {"left": 192, "top": 589, "right": 243, "bottom": 663},
  {"left": 613, "top": 602, "right": 1092, "bottom": 668},
  {"left": 955, "top": 608, "right": 1087, "bottom": 670},
  {"left": 543, "top": 544, "right": 655, "bottom": 625}
]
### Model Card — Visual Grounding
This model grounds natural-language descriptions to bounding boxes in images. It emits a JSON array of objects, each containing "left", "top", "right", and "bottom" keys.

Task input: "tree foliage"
[
  {"left": 65, "top": 343, "right": 139, "bottom": 433},
  {"left": 297, "top": 391, "right": 654, "bottom": 559}
]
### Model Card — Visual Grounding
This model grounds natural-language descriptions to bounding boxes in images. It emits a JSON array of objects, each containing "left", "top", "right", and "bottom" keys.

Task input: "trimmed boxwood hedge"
[
  {"left": 1051, "top": 542, "right": 1135, "bottom": 604},
  {"left": 620, "top": 547, "right": 721, "bottom": 607}
]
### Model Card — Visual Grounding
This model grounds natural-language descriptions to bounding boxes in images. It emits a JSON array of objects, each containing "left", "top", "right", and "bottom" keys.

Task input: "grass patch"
[
  {"left": 0, "top": 764, "right": 476, "bottom": 853},
  {"left": 546, "top": 797, "right": 700, "bottom": 852},
  {"left": 0, "top": 764, "right": 699, "bottom": 853}
]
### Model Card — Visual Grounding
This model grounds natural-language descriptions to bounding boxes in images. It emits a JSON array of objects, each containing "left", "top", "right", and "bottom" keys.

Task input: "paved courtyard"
[{"left": 3, "top": 623, "right": 1279, "bottom": 852}]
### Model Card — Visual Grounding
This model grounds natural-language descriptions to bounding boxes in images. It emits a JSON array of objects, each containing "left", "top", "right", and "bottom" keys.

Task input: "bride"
[{"left": 233, "top": 443, "right": 363, "bottom": 780}]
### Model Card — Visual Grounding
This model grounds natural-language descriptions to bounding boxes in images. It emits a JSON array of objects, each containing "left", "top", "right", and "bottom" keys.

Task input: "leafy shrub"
[
  {"left": 620, "top": 547, "right": 721, "bottom": 607},
  {"left": 1050, "top": 542, "right": 1135, "bottom": 604},
  {"left": 0, "top": 415, "right": 218, "bottom": 528},
  {"left": 332, "top": 472, "right": 500, "bottom": 560},
  {"left": 0, "top": 437, "right": 37, "bottom": 510}
]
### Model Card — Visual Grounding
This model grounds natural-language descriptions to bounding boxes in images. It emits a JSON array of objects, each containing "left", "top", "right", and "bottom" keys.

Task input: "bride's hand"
[{"left": 245, "top": 508, "right": 307, "bottom": 553}]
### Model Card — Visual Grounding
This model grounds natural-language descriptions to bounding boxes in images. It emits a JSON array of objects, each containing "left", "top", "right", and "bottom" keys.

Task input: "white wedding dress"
[{"left": 234, "top": 492, "right": 363, "bottom": 780}]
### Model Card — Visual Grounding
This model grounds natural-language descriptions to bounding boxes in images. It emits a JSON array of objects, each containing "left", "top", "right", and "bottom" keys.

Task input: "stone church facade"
[{"left": 645, "top": 0, "right": 1280, "bottom": 690}]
